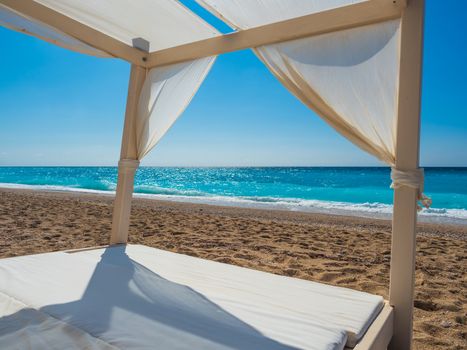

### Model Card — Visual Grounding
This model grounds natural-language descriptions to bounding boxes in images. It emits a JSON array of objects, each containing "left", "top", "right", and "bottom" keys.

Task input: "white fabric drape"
[
  {"left": 1, "top": 0, "right": 219, "bottom": 56},
  {"left": 196, "top": 0, "right": 400, "bottom": 165},
  {"left": 1, "top": 1, "right": 220, "bottom": 162},
  {"left": 197, "top": 0, "right": 432, "bottom": 205},
  {"left": 0, "top": 4, "right": 108, "bottom": 57},
  {"left": 136, "top": 57, "right": 216, "bottom": 160},
  {"left": 255, "top": 21, "right": 401, "bottom": 164},
  {"left": 34, "top": 0, "right": 219, "bottom": 52}
]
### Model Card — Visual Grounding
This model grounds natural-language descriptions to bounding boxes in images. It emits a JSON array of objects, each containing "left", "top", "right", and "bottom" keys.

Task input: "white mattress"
[{"left": 0, "top": 244, "right": 384, "bottom": 350}]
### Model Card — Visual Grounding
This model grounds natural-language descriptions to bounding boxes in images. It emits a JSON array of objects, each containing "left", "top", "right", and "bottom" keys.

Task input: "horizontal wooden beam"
[
  {"left": 147, "top": 0, "right": 406, "bottom": 68},
  {"left": 0, "top": 0, "right": 147, "bottom": 65},
  {"left": 2, "top": 0, "right": 405, "bottom": 68}
]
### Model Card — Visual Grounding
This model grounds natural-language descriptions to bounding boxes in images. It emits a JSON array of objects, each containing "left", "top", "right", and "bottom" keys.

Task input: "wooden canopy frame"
[
  {"left": 2, "top": 0, "right": 407, "bottom": 68},
  {"left": 0, "top": 0, "right": 424, "bottom": 349}
]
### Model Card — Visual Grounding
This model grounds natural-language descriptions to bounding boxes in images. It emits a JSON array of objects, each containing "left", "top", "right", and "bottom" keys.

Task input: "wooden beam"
[
  {"left": 110, "top": 65, "right": 146, "bottom": 244},
  {"left": 147, "top": 0, "right": 406, "bottom": 68},
  {"left": 0, "top": 0, "right": 147, "bottom": 65},
  {"left": 389, "top": 0, "right": 425, "bottom": 349}
]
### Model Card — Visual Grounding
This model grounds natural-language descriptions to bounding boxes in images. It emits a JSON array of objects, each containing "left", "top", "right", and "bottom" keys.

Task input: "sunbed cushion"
[{"left": 0, "top": 244, "right": 384, "bottom": 349}]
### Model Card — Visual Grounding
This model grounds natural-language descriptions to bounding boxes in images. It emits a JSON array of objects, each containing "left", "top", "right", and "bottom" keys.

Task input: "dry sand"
[{"left": 0, "top": 188, "right": 465, "bottom": 349}]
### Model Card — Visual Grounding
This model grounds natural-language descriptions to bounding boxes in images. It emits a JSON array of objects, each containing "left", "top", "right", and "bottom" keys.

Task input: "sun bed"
[
  {"left": 0, "top": 0, "right": 425, "bottom": 348},
  {"left": 0, "top": 244, "right": 390, "bottom": 350}
]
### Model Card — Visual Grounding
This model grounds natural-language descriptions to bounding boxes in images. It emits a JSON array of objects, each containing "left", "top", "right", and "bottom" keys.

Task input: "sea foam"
[{"left": 1, "top": 182, "right": 466, "bottom": 225}]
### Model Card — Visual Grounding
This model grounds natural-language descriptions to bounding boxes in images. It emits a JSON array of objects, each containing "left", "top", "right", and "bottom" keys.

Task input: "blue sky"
[{"left": 0, "top": 0, "right": 465, "bottom": 167}]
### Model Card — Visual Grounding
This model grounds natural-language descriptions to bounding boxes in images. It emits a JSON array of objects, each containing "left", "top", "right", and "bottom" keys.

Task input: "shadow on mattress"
[{"left": 0, "top": 246, "right": 299, "bottom": 349}]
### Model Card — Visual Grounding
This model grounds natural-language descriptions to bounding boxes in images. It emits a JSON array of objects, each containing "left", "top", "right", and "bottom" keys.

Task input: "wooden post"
[
  {"left": 110, "top": 65, "right": 146, "bottom": 244},
  {"left": 388, "top": 0, "right": 424, "bottom": 349}
]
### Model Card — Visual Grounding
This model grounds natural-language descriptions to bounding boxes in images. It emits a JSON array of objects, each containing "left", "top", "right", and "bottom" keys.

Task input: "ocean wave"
[
  {"left": 135, "top": 193, "right": 467, "bottom": 223},
  {"left": 1, "top": 182, "right": 466, "bottom": 225},
  {"left": 0, "top": 183, "right": 114, "bottom": 195},
  {"left": 133, "top": 184, "right": 207, "bottom": 197}
]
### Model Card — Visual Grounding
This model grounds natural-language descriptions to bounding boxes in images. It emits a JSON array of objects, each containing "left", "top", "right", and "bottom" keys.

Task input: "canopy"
[
  {"left": 1, "top": 0, "right": 406, "bottom": 165},
  {"left": 1, "top": 0, "right": 219, "bottom": 53},
  {"left": 0, "top": 1, "right": 425, "bottom": 349}
]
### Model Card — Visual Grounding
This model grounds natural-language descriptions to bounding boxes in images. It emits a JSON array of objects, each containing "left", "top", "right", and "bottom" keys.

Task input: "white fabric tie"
[
  {"left": 390, "top": 168, "right": 432, "bottom": 210},
  {"left": 118, "top": 159, "right": 140, "bottom": 174}
]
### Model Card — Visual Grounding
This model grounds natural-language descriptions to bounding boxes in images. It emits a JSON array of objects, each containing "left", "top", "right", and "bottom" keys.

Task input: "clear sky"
[{"left": 0, "top": 0, "right": 465, "bottom": 167}]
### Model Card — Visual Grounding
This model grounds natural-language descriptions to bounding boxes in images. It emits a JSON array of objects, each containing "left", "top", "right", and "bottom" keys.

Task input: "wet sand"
[{"left": 0, "top": 188, "right": 465, "bottom": 349}]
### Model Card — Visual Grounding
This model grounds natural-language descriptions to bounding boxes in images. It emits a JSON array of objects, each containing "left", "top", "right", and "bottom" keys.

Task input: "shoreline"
[
  {"left": 0, "top": 188, "right": 466, "bottom": 349},
  {"left": 1, "top": 183, "right": 466, "bottom": 227}
]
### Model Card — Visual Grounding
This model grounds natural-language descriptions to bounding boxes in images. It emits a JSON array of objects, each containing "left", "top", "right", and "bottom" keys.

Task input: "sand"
[{"left": 0, "top": 188, "right": 465, "bottom": 349}]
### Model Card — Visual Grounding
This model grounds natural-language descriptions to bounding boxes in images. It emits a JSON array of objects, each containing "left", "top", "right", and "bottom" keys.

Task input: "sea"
[{"left": 0, "top": 167, "right": 466, "bottom": 225}]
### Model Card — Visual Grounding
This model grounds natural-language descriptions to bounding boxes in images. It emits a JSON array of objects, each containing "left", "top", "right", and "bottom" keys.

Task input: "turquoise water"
[{"left": 0, "top": 167, "right": 466, "bottom": 223}]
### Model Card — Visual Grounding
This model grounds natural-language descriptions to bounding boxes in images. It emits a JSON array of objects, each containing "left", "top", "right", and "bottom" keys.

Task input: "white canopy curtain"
[
  {"left": 196, "top": 0, "right": 399, "bottom": 165},
  {"left": 0, "top": 4, "right": 108, "bottom": 57},
  {"left": 136, "top": 57, "right": 216, "bottom": 160},
  {"left": 0, "top": 0, "right": 220, "bottom": 163},
  {"left": 196, "top": 0, "right": 430, "bottom": 207},
  {"left": 254, "top": 21, "right": 400, "bottom": 165},
  {"left": 32, "top": 0, "right": 219, "bottom": 52}
]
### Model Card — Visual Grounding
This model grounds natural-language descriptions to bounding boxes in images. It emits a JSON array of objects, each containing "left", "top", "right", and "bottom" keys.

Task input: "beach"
[{"left": 0, "top": 187, "right": 465, "bottom": 349}]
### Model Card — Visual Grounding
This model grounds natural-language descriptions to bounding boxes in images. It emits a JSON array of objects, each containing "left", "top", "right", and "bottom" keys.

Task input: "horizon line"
[{"left": 0, "top": 165, "right": 466, "bottom": 168}]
